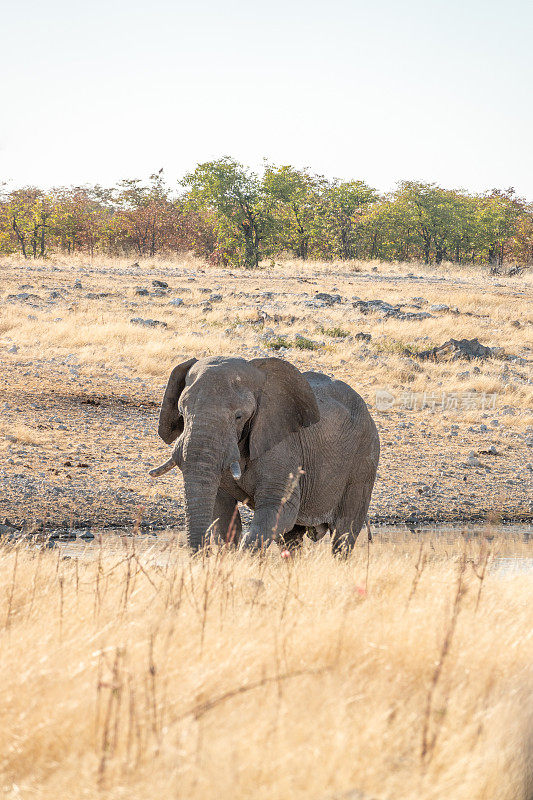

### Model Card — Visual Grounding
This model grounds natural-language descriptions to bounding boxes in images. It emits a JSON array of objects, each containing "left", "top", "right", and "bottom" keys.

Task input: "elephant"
[{"left": 149, "top": 356, "right": 380, "bottom": 554}]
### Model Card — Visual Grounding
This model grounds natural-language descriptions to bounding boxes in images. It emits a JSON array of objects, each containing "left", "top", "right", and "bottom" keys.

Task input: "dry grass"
[{"left": 0, "top": 533, "right": 531, "bottom": 800}]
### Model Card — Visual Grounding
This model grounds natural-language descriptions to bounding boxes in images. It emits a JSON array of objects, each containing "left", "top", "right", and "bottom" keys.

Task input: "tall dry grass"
[{"left": 0, "top": 534, "right": 531, "bottom": 799}]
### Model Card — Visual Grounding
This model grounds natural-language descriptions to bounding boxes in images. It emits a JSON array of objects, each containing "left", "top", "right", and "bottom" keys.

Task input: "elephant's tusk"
[
  {"left": 149, "top": 458, "right": 177, "bottom": 478},
  {"left": 230, "top": 461, "right": 242, "bottom": 480}
]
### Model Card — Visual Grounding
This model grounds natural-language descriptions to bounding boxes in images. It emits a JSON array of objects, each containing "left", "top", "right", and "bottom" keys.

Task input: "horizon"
[{"left": 1, "top": 0, "right": 532, "bottom": 197}]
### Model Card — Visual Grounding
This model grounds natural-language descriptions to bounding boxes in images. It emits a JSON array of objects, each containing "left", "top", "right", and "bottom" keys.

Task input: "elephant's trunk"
[
  {"left": 181, "top": 423, "right": 240, "bottom": 551},
  {"left": 182, "top": 468, "right": 220, "bottom": 551}
]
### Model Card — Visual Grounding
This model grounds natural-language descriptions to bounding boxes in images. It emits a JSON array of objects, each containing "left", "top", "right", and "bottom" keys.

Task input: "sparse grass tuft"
[
  {"left": 266, "top": 334, "right": 320, "bottom": 351},
  {"left": 319, "top": 326, "right": 350, "bottom": 338}
]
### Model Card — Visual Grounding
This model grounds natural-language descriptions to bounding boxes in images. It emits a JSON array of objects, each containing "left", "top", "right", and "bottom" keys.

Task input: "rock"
[
  {"left": 429, "top": 304, "right": 450, "bottom": 312},
  {"left": 169, "top": 297, "right": 184, "bottom": 307},
  {"left": 7, "top": 345, "right": 18, "bottom": 354},
  {"left": 353, "top": 299, "right": 432, "bottom": 321},
  {"left": 130, "top": 318, "right": 168, "bottom": 329},
  {"left": 467, "top": 451, "right": 484, "bottom": 467},
  {"left": 479, "top": 444, "right": 499, "bottom": 455},
  {"left": 135, "top": 288, "right": 150, "bottom": 296},
  {"left": 209, "top": 293, "right": 223, "bottom": 302},
  {"left": 417, "top": 338, "right": 498, "bottom": 361},
  {"left": 315, "top": 292, "right": 342, "bottom": 305},
  {"left": 73, "top": 280, "right": 82, "bottom": 289},
  {"left": 457, "top": 371, "right": 470, "bottom": 380},
  {"left": 0, "top": 521, "right": 18, "bottom": 537},
  {"left": 48, "top": 529, "right": 77, "bottom": 541},
  {"left": 355, "top": 332, "right": 372, "bottom": 342},
  {"left": 86, "top": 292, "right": 111, "bottom": 299},
  {"left": 48, "top": 290, "right": 63, "bottom": 300},
  {"left": 152, "top": 280, "right": 169, "bottom": 289},
  {"left": 78, "top": 530, "right": 95, "bottom": 540},
  {"left": 7, "top": 292, "right": 40, "bottom": 301}
]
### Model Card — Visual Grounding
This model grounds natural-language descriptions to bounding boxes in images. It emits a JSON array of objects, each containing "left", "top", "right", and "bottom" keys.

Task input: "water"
[
  {"left": 40, "top": 521, "right": 533, "bottom": 577},
  {"left": 491, "top": 557, "right": 533, "bottom": 576}
]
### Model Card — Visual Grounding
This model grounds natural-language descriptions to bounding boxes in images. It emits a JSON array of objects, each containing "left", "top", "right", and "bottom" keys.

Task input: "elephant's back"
[{"left": 303, "top": 370, "right": 373, "bottom": 426}]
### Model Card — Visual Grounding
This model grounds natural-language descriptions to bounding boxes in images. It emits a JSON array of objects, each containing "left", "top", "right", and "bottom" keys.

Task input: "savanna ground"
[
  {"left": 0, "top": 255, "right": 532, "bottom": 798},
  {"left": 0, "top": 254, "right": 531, "bottom": 529}
]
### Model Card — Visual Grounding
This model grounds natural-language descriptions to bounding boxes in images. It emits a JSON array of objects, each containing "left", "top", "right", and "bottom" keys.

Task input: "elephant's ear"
[
  {"left": 248, "top": 358, "right": 320, "bottom": 460},
  {"left": 158, "top": 358, "right": 197, "bottom": 444}
]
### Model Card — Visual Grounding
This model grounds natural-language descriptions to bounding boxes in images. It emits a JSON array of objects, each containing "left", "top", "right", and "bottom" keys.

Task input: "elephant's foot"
[
  {"left": 280, "top": 525, "right": 306, "bottom": 552},
  {"left": 331, "top": 522, "right": 361, "bottom": 556}
]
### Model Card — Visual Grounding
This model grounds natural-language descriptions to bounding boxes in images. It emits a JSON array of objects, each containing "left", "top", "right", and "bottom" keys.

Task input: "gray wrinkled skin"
[{"left": 153, "top": 356, "right": 380, "bottom": 554}]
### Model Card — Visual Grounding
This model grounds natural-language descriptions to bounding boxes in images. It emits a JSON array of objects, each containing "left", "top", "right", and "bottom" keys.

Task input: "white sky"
[{"left": 1, "top": 0, "right": 532, "bottom": 196}]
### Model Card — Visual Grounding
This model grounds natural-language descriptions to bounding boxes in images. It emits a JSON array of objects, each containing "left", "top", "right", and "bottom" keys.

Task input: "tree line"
[{"left": 1, "top": 158, "right": 532, "bottom": 268}]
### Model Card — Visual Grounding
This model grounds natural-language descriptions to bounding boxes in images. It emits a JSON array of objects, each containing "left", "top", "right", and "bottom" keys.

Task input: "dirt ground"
[{"left": 0, "top": 255, "right": 531, "bottom": 533}]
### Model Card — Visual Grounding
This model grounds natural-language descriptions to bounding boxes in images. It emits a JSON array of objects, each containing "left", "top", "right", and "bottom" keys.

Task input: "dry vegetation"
[{"left": 0, "top": 533, "right": 531, "bottom": 799}]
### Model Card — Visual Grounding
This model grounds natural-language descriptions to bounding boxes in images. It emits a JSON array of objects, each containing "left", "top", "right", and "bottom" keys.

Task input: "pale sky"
[{"left": 1, "top": 0, "right": 532, "bottom": 196}]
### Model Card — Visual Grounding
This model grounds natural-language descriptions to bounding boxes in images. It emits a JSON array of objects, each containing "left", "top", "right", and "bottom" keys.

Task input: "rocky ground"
[{"left": 0, "top": 256, "right": 532, "bottom": 537}]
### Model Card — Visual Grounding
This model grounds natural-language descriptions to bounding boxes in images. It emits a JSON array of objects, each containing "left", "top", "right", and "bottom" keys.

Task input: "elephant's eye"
[{"left": 235, "top": 411, "right": 243, "bottom": 420}]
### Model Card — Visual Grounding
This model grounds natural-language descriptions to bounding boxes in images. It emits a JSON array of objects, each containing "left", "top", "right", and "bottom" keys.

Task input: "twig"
[
  {"left": 177, "top": 664, "right": 331, "bottom": 723},
  {"left": 406, "top": 541, "right": 427, "bottom": 607},
  {"left": 5, "top": 547, "right": 19, "bottom": 629},
  {"left": 421, "top": 550, "right": 467, "bottom": 762}
]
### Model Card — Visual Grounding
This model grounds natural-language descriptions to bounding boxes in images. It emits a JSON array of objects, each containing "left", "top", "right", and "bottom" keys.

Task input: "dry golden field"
[{"left": 0, "top": 533, "right": 532, "bottom": 800}]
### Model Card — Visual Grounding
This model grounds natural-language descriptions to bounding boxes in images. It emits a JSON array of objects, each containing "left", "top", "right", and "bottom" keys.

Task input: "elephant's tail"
[{"left": 365, "top": 514, "right": 373, "bottom": 543}]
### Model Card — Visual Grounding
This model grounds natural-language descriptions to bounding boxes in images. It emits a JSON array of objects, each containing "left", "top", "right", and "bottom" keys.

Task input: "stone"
[
  {"left": 467, "top": 451, "right": 484, "bottom": 467},
  {"left": 152, "top": 280, "right": 169, "bottom": 289},
  {"left": 353, "top": 298, "right": 433, "bottom": 321},
  {"left": 315, "top": 292, "right": 342, "bottom": 305},
  {"left": 135, "top": 288, "right": 150, "bottom": 296},
  {"left": 130, "top": 318, "right": 168, "bottom": 329},
  {"left": 209, "top": 293, "right": 223, "bottom": 302},
  {"left": 0, "top": 522, "right": 18, "bottom": 537},
  {"left": 417, "top": 338, "right": 498, "bottom": 361},
  {"left": 479, "top": 444, "right": 499, "bottom": 455},
  {"left": 429, "top": 304, "right": 450, "bottom": 312},
  {"left": 169, "top": 297, "right": 184, "bottom": 307},
  {"left": 7, "top": 345, "right": 18, "bottom": 354}
]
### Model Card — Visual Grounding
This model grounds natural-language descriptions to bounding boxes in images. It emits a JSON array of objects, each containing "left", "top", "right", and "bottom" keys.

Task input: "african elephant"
[{"left": 149, "top": 356, "right": 380, "bottom": 554}]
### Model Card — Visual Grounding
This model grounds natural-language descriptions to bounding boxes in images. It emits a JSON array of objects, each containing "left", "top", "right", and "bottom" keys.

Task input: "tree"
[
  {"left": 476, "top": 189, "right": 522, "bottom": 266},
  {"left": 182, "top": 157, "right": 271, "bottom": 268},
  {"left": 262, "top": 165, "right": 325, "bottom": 260},
  {"left": 322, "top": 180, "right": 378, "bottom": 260}
]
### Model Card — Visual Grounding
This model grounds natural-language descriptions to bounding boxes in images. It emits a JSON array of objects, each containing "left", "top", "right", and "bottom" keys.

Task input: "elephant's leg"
[
  {"left": 331, "top": 478, "right": 372, "bottom": 556},
  {"left": 280, "top": 524, "right": 306, "bottom": 552},
  {"left": 212, "top": 488, "right": 242, "bottom": 545},
  {"left": 331, "top": 521, "right": 358, "bottom": 556},
  {"left": 241, "top": 489, "right": 300, "bottom": 550}
]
